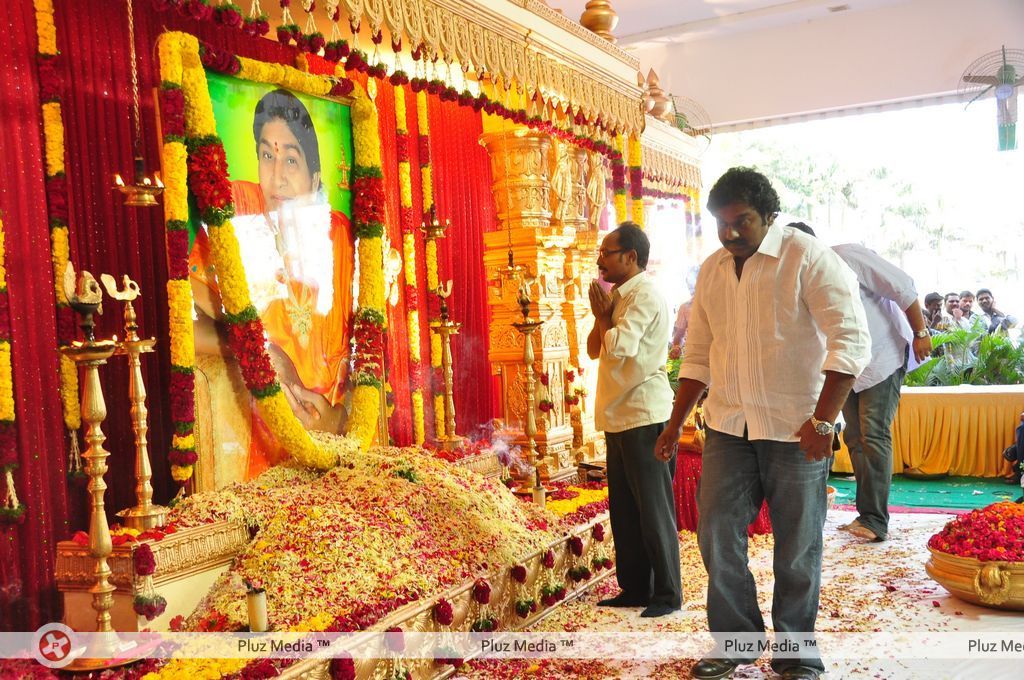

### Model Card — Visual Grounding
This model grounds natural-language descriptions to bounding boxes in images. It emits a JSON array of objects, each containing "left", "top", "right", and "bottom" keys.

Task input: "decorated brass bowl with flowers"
[{"left": 925, "top": 501, "right": 1024, "bottom": 610}]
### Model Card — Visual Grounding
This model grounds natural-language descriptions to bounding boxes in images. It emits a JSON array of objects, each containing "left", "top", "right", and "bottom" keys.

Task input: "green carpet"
[{"left": 828, "top": 474, "right": 1021, "bottom": 511}]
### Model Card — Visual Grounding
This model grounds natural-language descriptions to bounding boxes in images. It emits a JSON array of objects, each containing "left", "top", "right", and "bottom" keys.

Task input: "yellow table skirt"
[{"left": 832, "top": 385, "right": 1024, "bottom": 478}]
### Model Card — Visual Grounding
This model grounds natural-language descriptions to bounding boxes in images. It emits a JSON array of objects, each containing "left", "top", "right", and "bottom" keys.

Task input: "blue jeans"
[
  {"left": 697, "top": 428, "right": 829, "bottom": 672},
  {"left": 842, "top": 366, "right": 905, "bottom": 539}
]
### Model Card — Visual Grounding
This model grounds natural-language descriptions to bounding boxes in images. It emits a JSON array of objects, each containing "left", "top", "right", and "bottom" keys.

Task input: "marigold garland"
[
  {"left": 414, "top": 90, "right": 446, "bottom": 439},
  {"left": 611, "top": 133, "right": 627, "bottom": 224},
  {"left": 627, "top": 134, "right": 643, "bottom": 226},
  {"left": 0, "top": 218, "right": 26, "bottom": 524},
  {"left": 33, "top": 0, "right": 80, "bottom": 440},
  {"left": 395, "top": 84, "right": 426, "bottom": 445},
  {"left": 158, "top": 36, "right": 198, "bottom": 485}
]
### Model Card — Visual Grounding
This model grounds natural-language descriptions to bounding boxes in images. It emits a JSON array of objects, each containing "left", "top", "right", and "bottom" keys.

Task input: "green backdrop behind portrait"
[{"left": 206, "top": 71, "right": 353, "bottom": 218}]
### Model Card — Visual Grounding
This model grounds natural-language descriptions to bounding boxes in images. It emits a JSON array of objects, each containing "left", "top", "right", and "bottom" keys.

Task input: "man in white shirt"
[
  {"left": 789, "top": 222, "right": 932, "bottom": 542},
  {"left": 588, "top": 222, "right": 680, "bottom": 619},
  {"left": 654, "top": 168, "right": 870, "bottom": 680}
]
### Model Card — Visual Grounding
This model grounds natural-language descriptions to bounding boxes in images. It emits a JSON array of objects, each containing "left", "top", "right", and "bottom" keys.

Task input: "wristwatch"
[
  {"left": 913, "top": 328, "right": 930, "bottom": 338},
  {"left": 810, "top": 415, "right": 834, "bottom": 436}
]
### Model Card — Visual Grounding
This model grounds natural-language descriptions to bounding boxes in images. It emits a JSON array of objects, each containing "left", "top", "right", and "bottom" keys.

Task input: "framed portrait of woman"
[{"left": 187, "top": 73, "right": 356, "bottom": 484}]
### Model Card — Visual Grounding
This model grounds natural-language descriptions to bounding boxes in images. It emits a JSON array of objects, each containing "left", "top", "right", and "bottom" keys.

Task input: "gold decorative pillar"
[
  {"left": 562, "top": 149, "right": 606, "bottom": 462},
  {"left": 481, "top": 128, "right": 575, "bottom": 482}
]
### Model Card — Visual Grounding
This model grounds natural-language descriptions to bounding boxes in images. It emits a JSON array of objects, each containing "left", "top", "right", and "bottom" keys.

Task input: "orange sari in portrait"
[{"left": 189, "top": 180, "right": 354, "bottom": 479}]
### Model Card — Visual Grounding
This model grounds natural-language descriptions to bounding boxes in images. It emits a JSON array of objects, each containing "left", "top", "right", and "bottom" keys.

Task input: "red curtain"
[
  {"left": 0, "top": 0, "right": 70, "bottom": 632},
  {"left": 0, "top": 0, "right": 501, "bottom": 628},
  {"left": 0, "top": 0, "right": 301, "bottom": 630},
  {"left": 427, "top": 98, "right": 500, "bottom": 432},
  {"left": 53, "top": 0, "right": 300, "bottom": 519}
]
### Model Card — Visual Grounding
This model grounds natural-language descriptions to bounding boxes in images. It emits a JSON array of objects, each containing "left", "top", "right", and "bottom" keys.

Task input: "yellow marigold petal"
[
  {"left": 60, "top": 353, "right": 80, "bottom": 430},
  {"left": 0, "top": 342, "right": 15, "bottom": 422},
  {"left": 50, "top": 226, "right": 70, "bottom": 305},
  {"left": 41, "top": 102, "right": 64, "bottom": 176}
]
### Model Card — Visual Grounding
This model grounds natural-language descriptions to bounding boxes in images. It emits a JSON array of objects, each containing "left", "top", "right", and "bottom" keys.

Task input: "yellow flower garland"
[
  {"left": 162, "top": 142, "right": 189, "bottom": 223},
  {"left": 0, "top": 344, "right": 13, "bottom": 424},
  {"left": 41, "top": 103, "right": 64, "bottom": 176},
  {"left": 34, "top": 0, "right": 79, "bottom": 433},
  {"left": 411, "top": 388, "right": 425, "bottom": 446},
  {"left": 33, "top": 0, "right": 57, "bottom": 55},
  {"left": 424, "top": 239, "right": 439, "bottom": 291},
  {"left": 165, "top": 280, "right": 196, "bottom": 369},
  {"left": 396, "top": 85, "right": 425, "bottom": 444},
  {"left": 50, "top": 225, "right": 70, "bottom": 306},
  {"left": 416, "top": 91, "right": 432, "bottom": 216},
  {"left": 0, "top": 223, "right": 6, "bottom": 291},
  {"left": 628, "top": 134, "right": 644, "bottom": 226},
  {"left": 613, "top": 133, "right": 627, "bottom": 224},
  {"left": 0, "top": 219, "right": 13, "bottom": 424},
  {"left": 348, "top": 81, "right": 387, "bottom": 450}
]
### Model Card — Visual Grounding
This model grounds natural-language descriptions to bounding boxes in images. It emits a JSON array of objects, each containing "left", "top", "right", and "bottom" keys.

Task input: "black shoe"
[
  {"left": 640, "top": 604, "right": 678, "bottom": 618},
  {"left": 690, "top": 658, "right": 739, "bottom": 679},
  {"left": 596, "top": 593, "right": 648, "bottom": 607},
  {"left": 779, "top": 666, "right": 822, "bottom": 680}
]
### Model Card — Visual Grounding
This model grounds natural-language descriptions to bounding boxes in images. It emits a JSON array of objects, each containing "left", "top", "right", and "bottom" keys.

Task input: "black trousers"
[{"left": 605, "top": 422, "right": 682, "bottom": 608}]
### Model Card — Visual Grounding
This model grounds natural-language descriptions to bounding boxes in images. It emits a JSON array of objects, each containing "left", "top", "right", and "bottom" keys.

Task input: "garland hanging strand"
[
  {"left": 416, "top": 90, "right": 445, "bottom": 439},
  {"left": 0, "top": 217, "right": 26, "bottom": 524},
  {"left": 32, "top": 0, "right": 82, "bottom": 482},
  {"left": 394, "top": 84, "right": 426, "bottom": 445}
]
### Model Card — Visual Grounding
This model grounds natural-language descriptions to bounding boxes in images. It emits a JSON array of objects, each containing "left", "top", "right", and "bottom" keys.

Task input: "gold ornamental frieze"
[{"left": 338, "top": 0, "right": 644, "bottom": 134}]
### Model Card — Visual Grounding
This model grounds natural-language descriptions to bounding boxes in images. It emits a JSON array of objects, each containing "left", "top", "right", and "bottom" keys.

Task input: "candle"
[{"left": 246, "top": 588, "right": 268, "bottom": 632}]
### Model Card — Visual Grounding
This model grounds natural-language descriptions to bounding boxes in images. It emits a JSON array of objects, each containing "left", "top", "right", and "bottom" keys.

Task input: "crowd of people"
[
  {"left": 587, "top": 166, "right": 1019, "bottom": 680},
  {"left": 922, "top": 289, "right": 1017, "bottom": 335}
]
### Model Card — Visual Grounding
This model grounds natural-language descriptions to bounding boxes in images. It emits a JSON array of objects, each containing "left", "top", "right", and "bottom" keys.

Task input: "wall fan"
[
  {"left": 668, "top": 95, "right": 712, "bottom": 153},
  {"left": 958, "top": 45, "right": 1024, "bottom": 151}
]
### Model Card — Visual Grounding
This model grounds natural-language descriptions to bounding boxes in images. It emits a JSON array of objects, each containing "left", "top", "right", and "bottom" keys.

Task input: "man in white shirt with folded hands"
[
  {"left": 654, "top": 168, "right": 870, "bottom": 680},
  {"left": 588, "top": 221, "right": 681, "bottom": 619}
]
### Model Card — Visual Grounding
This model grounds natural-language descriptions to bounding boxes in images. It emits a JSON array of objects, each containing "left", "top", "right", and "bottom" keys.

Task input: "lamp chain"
[{"left": 126, "top": 0, "right": 142, "bottom": 156}]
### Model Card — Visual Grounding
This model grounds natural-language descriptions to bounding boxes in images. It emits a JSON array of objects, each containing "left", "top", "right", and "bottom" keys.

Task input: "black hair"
[
  {"left": 253, "top": 89, "right": 321, "bottom": 175},
  {"left": 707, "top": 167, "right": 781, "bottom": 222},
  {"left": 959, "top": 290, "right": 974, "bottom": 299},
  {"left": 976, "top": 288, "right": 993, "bottom": 297},
  {"left": 611, "top": 221, "right": 651, "bottom": 270},
  {"left": 788, "top": 221, "right": 815, "bottom": 237},
  {"left": 944, "top": 292, "right": 960, "bottom": 301},
  {"left": 924, "top": 292, "right": 943, "bottom": 305}
]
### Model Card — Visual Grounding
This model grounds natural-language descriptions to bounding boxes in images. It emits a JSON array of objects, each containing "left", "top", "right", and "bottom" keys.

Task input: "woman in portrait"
[{"left": 190, "top": 88, "right": 354, "bottom": 481}]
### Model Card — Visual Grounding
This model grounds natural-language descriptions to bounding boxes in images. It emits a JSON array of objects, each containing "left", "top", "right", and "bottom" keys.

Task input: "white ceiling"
[
  {"left": 549, "top": 0, "right": 909, "bottom": 47},
  {"left": 549, "top": 0, "right": 1022, "bottom": 128}
]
